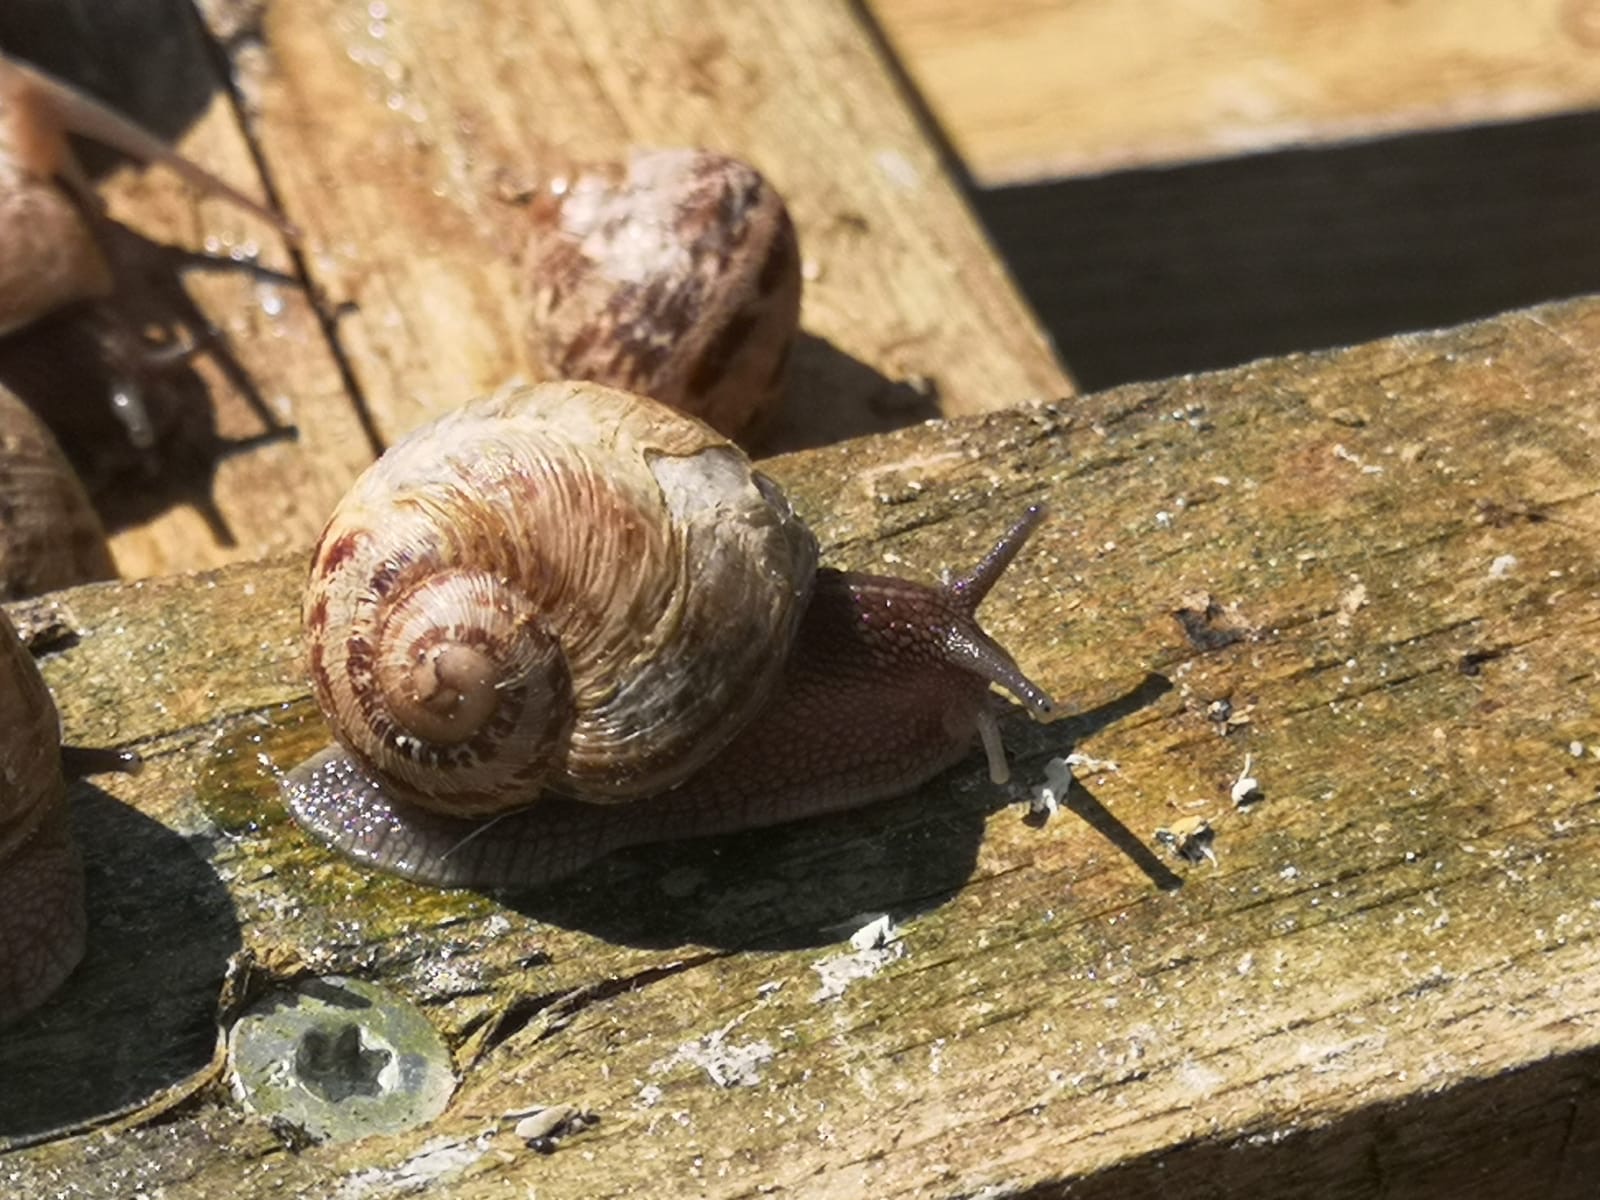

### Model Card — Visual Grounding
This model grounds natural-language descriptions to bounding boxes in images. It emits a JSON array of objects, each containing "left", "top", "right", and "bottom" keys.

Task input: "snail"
[
  {"left": 524, "top": 149, "right": 800, "bottom": 443},
  {"left": 283, "top": 381, "right": 1055, "bottom": 889},
  {"left": 0, "top": 609, "right": 138, "bottom": 1023},
  {"left": 0, "top": 51, "right": 297, "bottom": 452},
  {"left": 0, "top": 379, "right": 116, "bottom": 598},
  {"left": 0, "top": 50, "right": 295, "bottom": 337},
  {"left": 0, "top": 608, "right": 79, "bottom": 1024}
]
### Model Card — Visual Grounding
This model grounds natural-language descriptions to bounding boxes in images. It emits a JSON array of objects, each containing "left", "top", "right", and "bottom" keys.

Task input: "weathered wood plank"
[
  {"left": 869, "top": 0, "right": 1600, "bottom": 184},
  {"left": 0, "top": 0, "right": 1067, "bottom": 583},
  {"left": 245, "top": 0, "right": 1068, "bottom": 444},
  {"left": 3, "top": 295, "right": 1598, "bottom": 1196}
]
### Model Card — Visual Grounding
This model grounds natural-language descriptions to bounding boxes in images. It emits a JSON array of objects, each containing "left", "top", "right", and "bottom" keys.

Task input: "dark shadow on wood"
[
  {"left": 1014, "top": 672, "right": 1181, "bottom": 891},
  {"left": 1017, "top": 1043, "right": 1600, "bottom": 1199},
  {"left": 975, "top": 108, "right": 1600, "bottom": 391},
  {"left": 759, "top": 332, "right": 944, "bottom": 455},
  {"left": 0, "top": 296, "right": 295, "bottom": 542},
  {"left": 503, "top": 673, "right": 1172, "bottom": 951},
  {"left": 0, "top": 783, "right": 241, "bottom": 1148},
  {"left": 1063, "top": 779, "right": 1182, "bottom": 893}
]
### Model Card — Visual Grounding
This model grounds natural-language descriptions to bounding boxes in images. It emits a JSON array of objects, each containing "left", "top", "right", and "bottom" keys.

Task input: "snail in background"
[
  {"left": 0, "top": 609, "right": 78, "bottom": 1022},
  {"left": 0, "top": 380, "right": 116, "bottom": 597},
  {"left": 0, "top": 50, "right": 295, "bottom": 337},
  {"left": 524, "top": 149, "right": 800, "bottom": 443},
  {"left": 0, "top": 610, "right": 137, "bottom": 1023},
  {"left": 0, "top": 51, "right": 297, "bottom": 452},
  {"left": 284, "top": 382, "right": 1054, "bottom": 889}
]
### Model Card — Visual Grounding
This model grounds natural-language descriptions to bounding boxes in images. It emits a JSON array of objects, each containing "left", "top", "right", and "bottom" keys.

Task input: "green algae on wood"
[{"left": 2, "top": 297, "right": 1600, "bottom": 1197}]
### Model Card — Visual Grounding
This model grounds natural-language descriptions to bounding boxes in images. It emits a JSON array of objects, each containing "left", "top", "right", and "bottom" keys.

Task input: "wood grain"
[
  {"left": 2, "top": 295, "right": 1598, "bottom": 1196},
  {"left": 868, "top": 0, "right": 1600, "bottom": 184},
  {"left": 0, "top": 0, "right": 1068, "bottom": 582}
]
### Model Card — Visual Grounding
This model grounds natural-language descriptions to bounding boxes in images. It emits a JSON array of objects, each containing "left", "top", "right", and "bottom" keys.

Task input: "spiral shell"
[
  {"left": 304, "top": 381, "right": 818, "bottom": 818},
  {"left": 0, "top": 608, "right": 82, "bottom": 1023},
  {"left": 524, "top": 149, "right": 801, "bottom": 442}
]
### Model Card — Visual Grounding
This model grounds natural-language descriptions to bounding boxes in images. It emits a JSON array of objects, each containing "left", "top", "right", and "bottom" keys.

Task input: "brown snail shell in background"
[
  {"left": 524, "top": 149, "right": 801, "bottom": 443},
  {"left": 0, "top": 381, "right": 116, "bottom": 598},
  {"left": 0, "top": 608, "right": 82, "bottom": 1023},
  {"left": 0, "top": 52, "right": 116, "bottom": 335}
]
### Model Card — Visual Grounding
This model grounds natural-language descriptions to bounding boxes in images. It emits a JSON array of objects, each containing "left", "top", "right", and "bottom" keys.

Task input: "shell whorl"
[{"left": 305, "top": 381, "right": 818, "bottom": 818}]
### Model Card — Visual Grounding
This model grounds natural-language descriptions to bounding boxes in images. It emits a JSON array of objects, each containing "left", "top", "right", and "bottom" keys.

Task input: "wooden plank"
[
  {"left": 0, "top": 0, "right": 1068, "bottom": 582},
  {"left": 868, "top": 0, "right": 1600, "bottom": 184},
  {"left": 244, "top": 0, "right": 1068, "bottom": 445},
  {"left": 3, "top": 295, "right": 1599, "bottom": 1195}
]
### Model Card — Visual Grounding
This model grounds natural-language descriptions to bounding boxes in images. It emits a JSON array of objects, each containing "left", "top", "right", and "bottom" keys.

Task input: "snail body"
[
  {"left": 0, "top": 608, "right": 82, "bottom": 1022},
  {"left": 525, "top": 149, "right": 800, "bottom": 442},
  {"left": 286, "top": 382, "right": 1054, "bottom": 889}
]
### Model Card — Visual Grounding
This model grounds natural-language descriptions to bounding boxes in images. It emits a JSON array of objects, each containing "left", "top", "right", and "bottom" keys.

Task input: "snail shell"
[
  {"left": 524, "top": 149, "right": 801, "bottom": 442},
  {"left": 0, "top": 608, "right": 83, "bottom": 1023},
  {"left": 0, "top": 381, "right": 116, "bottom": 598},
  {"left": 0, "top": 53, "right": 115, "bottom": 334},
  {"left": 304, "top": 380, "right": 817, "bottom": 817}
]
